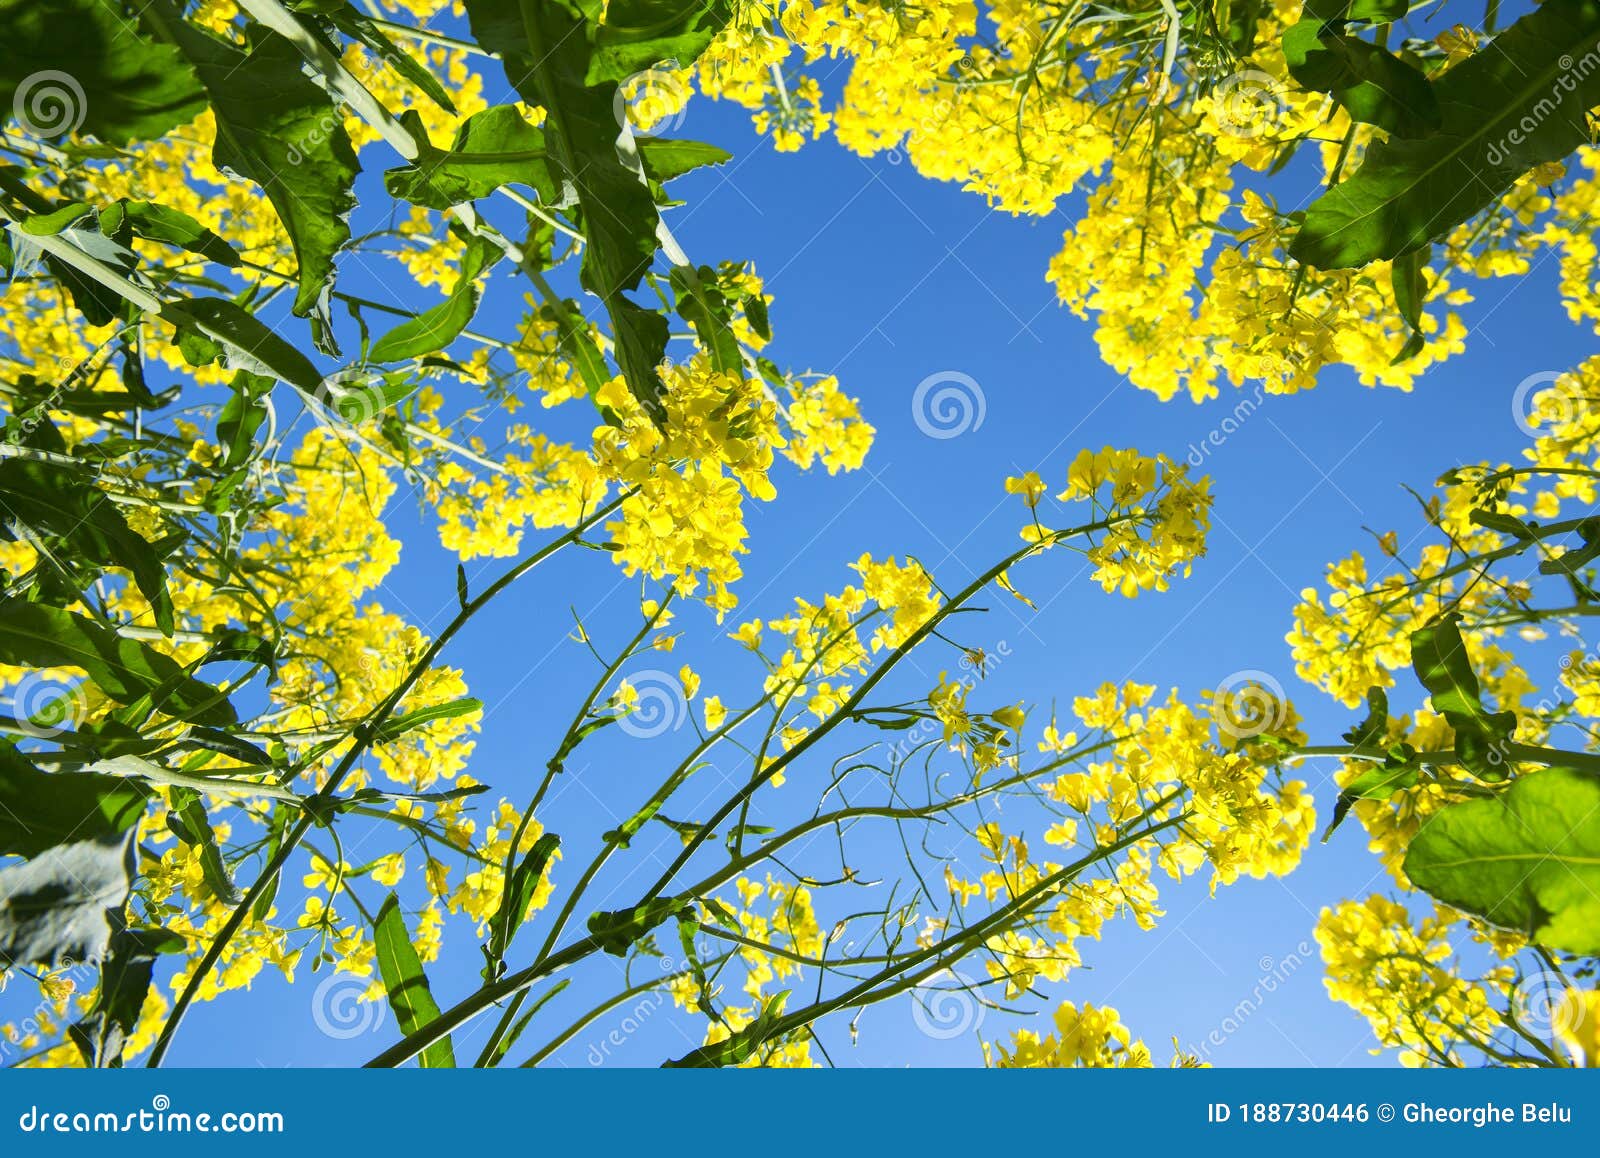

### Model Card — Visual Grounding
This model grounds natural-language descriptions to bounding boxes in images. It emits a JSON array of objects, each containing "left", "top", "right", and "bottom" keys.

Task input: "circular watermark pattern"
[
  {"left": 1212, "top": 670, "right": 1289, "bottom": 740},
  {"left": 1510, "top": 370, "right": 1574, "bottom": 438},
  {"left": 613, "top": 66, "right": 692, "bottom": 134},
  {"left": 910, "top": 968, "right": 985, "bottom": 1040},
  {"left": 315, "top": 371, "right": 392, "bottom": 430},
  {"left": 311, "top": 972, "right": 385, "bottom": 1040},
  {"left": 6, "top": 674, "right": 88, "bottom": 739},
  {"left": 13, "top": 70, "right": 87, "bottom": 138},
  {"left": 912, "top": 371, "right": 986, "bottom": 440},
  {"left": 1513, "top": 969, "right": 1575, "bottom": 1033},
  {"left": 1209, "top": 70, "right": 1289, "bottom": 140},
  {"left": 617, "top": 670, "right": 688, "bottom": 739}
]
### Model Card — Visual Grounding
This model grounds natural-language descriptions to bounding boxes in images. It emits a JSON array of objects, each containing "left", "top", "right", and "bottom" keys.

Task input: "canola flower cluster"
[{"left": 633, "top": 0, "right": 1600, "bottom": 409}]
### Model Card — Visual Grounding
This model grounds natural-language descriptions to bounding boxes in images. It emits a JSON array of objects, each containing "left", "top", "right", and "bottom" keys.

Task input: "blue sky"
[{"left": 9, "top": 28, "right": 1595, "bottom": 1070}]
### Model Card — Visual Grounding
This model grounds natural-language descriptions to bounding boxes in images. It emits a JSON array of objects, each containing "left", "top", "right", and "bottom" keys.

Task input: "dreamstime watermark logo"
[
  {"left": 13, "top": 71, "right": 86, "bottom": 137},
  {"left": 617, "top": 669, "right": 689, "bottom": 739},
  {"left": 1510, "top": 369, "right": 1577, "bottom": 438},
  {"left": 1485, "top": 48, "right": 1600, "bottom": 166},
  {"left": 1209, "top": 70, "right": 1290, "bottom": 139},
  {"left": 5, "top": 674, "right": 88, "bottom": 739},
  {"left": 910, "top": 968, "right": 985, "bottom": 1040},
  {"left": 613, "top": 66, "right": 692, "bottom": 134},
  {"left": 1212, "top": 670, "right": 1289, "bottom": 740},
  {"left": 1513, "top": 969, "right": 1581, "bottom": 1035},
  {"left": 310, "top": 971, "right": 385, "bottom": 1040},
  {"left": 1186, "top": 385, "right": 1266, "bottom": 467},
  {"left": 912, "top": 371, "right": 986, "bottom": 439},
  {"left": 1184, "top": 941, "right": 1313, "bottom": 1062}
]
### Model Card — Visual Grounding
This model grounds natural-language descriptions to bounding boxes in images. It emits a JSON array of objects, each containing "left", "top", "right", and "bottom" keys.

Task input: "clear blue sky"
[{"left": 14, "top": 38, "right": 1595, "bottom": 1070}]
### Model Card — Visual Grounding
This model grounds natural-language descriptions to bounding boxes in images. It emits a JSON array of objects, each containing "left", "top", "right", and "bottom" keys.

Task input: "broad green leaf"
[
  {"left": 163, "top": 297, "right": 323, "bottom": 393},
  {"left": 373, "top": 893, "right": 454, "bottom": 1067},
  {"left": 1404, "top": 766, "right": 1600, "bottom": 954},
  {"left": 587, "top": 0, "right": 735, "bottom": 83},
  {"left": 1292, "top": 0, "right": 1600, "bottom": 268},
  {"left": 463, "top": 0, "right": 669, "bottom": 414},
  {"left": 0, "top": 742, "right": 148, "bottom": 859},
  {"left": 367, "top": 237, "right": 500, "bottom": 363},
  {"left": 1283, "top": 23, "right": 1439, "bottom": 138},
  {"left": 384, "top": 105, "right": 557, "bottom": 210},
  {"left": 0, "top": 600, "right": 235, "bottom": 726},
  {"left": 163, "top": 16, "right": 360, "bottom": 334},
  {"left": 0, "top": 831, "right": 136, "bottom": 968},
  {"left": 1409, "top": 613, "right": 1516, "bottom": 778},
  {"left": 0, "top": 454, "right": 177, "bottom": 634},
  {"left": 69, "top": 920, "right": 185, "bottom": 1066},
  {"left": 0, "top": 0, "right": 205, "bottom": 144}
]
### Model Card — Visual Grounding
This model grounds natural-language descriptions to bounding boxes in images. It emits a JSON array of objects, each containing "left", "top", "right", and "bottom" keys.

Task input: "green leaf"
[
  {"left": 384, "top": 105, "right": 557, "bottom": 210},
  {"left": 587, "top": 896, "right": 689, "bottom": 956},
  {"left": 1321, "top": 748, "right": 1418, "bottom": 842},
  {"left": 20, "top": 203, "right": 94, "bottom": 236},
  {"left": 586, "top": 0, "right": 735, "bottom": 84},
  {"left": 0, "top": 0, "right": 206, "bottom": 144},
  {"left": 367, "top": 236, "right": 500, "bottom": 363},
  {"left": 1304, "top": 0, "right": 1414, "bottom": 25},
  {"left": 372, "top": 696, "right": 484, "bottom": 743},
  {"left": 103, "top": 200, "right": 240, "bottom": 268},
  {"left": 664, "top": 990, "right": 791, "bottom": 1067},
  {"left": 1291, "top": 0, "right": 1600, "bottom": 268},
  {"left": 372, "top": 893, "right": 454, "bottom": 1067},
  {"left": 1389, "top": 245, "right": 1429, "bottom": 363},
  {"left": 164, "top": 16, "right": 359, "bottom": 333},
  {"left": 463, "top": 0, "right": 669, "bottom": 414},
  {"left": 1283, "top": 23, "right": 1440, "bottom": 138},
  {"left": 165, "top": 786, "right": 241, "bottom": 905},
  {"left": 216, "top": 370, "right": 274, "bottom": 470},
  {"left": 0, "top": 454, "right": 177, "bottom": 634},
  {"left": 1409, "top": 613, "right": 1516, "bottom": 779},
  {"left": 1404, "top": 766, "right": 1600, "bottom": 954},
  {"left": 0, "top": 742, "right": 147, "bottom": 858},
  {"left": 69, "top": 920, "right": 185, "bottom": 1066},
  {"left": 670, "top": 263, "right": 741, "bottom": 373},
  {"left": 1341, "top": 686, "right": 1390, "bottom": 749},
  {"left": 313, "top": 4, "right": 458, "bottom": 114},
  {"left": 485, "top": 832, "right": 559, "bottom": 973},
  {"left": 0, "top": 600, "right": 235, "bottom": 726},
  {"left": 0, "top": 830, "right": 136, "bottom": 968},
  {"left": 637, "top": 137, "right": 731, "bottom": 183},
  {"left": 163, "top": 297, "right": 323, "bottom": 393}
]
